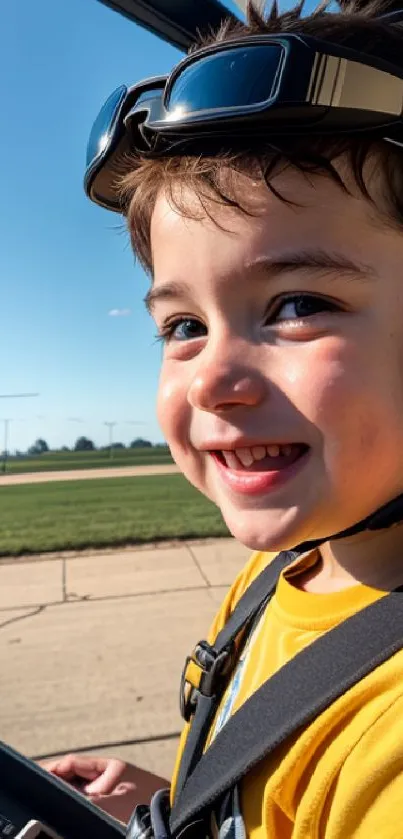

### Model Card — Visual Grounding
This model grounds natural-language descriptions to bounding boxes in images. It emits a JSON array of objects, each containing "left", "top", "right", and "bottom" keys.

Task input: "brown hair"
[{"left": 119, "top": 0, "right": 403, "bottom": 274}]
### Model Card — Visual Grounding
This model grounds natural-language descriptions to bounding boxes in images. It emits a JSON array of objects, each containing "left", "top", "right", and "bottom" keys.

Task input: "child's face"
[{"left": 149, "top": 164, "right": 403, "bottom": 551}]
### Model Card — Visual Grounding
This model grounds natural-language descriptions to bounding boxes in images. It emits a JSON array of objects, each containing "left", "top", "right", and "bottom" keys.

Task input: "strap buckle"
[{"left": 180, "top": 640, "right": 232, "bottom": 722}]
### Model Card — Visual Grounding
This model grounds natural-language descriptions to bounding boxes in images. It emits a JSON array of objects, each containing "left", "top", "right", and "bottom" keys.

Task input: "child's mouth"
[{"left": 210, "top": 444, "right": 310, "bottom": 495}]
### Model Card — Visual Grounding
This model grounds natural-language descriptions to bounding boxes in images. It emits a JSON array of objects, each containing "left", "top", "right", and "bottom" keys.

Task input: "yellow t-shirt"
[{"left": 171, "top": 549, "right": 403, "bottom": 839}]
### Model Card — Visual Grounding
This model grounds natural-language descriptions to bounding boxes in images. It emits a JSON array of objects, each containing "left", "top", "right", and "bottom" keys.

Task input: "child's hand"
[
  {"left": 38, "top": 753, "right": 168, "bottom": 823},
  {"left": 39, "top": 754, "right": 134, "bottom": 795}
]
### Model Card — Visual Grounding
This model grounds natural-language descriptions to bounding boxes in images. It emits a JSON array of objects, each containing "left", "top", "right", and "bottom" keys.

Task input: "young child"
[{"left": 42, "top": 1, "right": 403, "bottom": 835}]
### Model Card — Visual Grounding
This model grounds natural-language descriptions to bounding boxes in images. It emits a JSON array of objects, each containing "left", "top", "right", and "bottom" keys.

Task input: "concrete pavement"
[{"left": 0, "top": 538, "right": 250, "bottom": 779}]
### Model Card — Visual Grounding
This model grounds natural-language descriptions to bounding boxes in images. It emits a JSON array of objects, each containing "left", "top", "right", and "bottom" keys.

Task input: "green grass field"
[
  {"left": 0, "top": 473, "right": 229, "bottom": 556},
  {"left": 3, "top": 447, "right": 173, "bottom": 474}
]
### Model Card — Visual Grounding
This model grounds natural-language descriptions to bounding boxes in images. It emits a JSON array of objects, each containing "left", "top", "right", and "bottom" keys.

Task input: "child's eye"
[
  {"left": 157, "top": 317, "right": 207, "bottom": 342},
  {"left": 269, "top": 294, "right": 340, "bottom": 324}
]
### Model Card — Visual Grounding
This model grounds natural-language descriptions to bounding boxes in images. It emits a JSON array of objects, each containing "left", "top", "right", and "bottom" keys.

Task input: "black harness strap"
[
  {"left": 173, "top": 550, "right": 297, "bottom": 800},
  {"left": 171, "top": 589, "right": 403, "bottom": 835},
  {"left": 211, "top": 550, "right": 298, "bottom": 652}
]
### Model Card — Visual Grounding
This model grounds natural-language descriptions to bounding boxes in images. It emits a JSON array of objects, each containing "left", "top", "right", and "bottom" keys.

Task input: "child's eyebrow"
[
  {"left": 144, "top": 281, "right": 186, "bottom": 314},
  {"left": 247, "top": 248, "right": 376, "bottom": 281},
  {"left": 144, "top": 249, "right": 375, "bottom": 314}
]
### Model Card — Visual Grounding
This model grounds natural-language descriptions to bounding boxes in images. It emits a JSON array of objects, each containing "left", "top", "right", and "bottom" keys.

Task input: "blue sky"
[{"left": 0, "top": 0, "right": 309, "bottom": 453}]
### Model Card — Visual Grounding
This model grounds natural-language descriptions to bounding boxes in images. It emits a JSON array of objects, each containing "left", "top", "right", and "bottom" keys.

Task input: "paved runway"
[{"left": 0, "top": 464, "right": 180, "bottom": 486}]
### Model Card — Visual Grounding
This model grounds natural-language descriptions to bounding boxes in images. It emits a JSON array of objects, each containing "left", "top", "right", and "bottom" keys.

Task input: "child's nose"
[{"left": 187, "top": 355, "right": 267, "bottom": 413}]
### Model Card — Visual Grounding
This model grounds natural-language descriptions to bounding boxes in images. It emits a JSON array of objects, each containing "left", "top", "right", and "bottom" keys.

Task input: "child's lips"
[{"left": 209, "top": 445, "right": 310, "bottom": 496}]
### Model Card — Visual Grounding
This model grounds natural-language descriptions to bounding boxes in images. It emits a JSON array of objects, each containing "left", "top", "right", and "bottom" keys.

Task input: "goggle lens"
[
  {"left": 166, "top": 44, "right": 284, "bottom": 116},
  {"left": 86, "top": 85, "right": 127, "bottom": 168}
]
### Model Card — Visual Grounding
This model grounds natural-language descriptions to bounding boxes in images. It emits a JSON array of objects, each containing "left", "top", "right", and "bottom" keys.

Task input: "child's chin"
[{"left": 222, "top": 511, "right": 304, "bottom": 553}]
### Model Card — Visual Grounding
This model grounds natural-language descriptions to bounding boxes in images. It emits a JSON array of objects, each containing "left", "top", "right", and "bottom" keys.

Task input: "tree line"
[{"left": 13, "top": 437, "right": 165, "bottom": 457}]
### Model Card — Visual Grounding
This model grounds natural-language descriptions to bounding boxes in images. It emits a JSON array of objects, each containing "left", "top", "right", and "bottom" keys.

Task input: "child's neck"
[{"left": 299, "top": 523, "right": 403, "bottom": 594}]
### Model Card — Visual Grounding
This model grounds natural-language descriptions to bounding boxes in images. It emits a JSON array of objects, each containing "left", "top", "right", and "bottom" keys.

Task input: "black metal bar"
[{"left": 97, "top": 0, "right": 238, "bottom": 51}]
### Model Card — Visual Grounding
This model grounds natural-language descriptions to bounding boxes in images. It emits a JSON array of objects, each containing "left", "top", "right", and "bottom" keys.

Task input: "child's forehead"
[
  {"left": 150, "top": 165, "right": 385, "bottom": 278},
  {"left": 156, "top": 160, "right": 382, "bottom": 227},
  {"left": 146, "top": 168, "right": 403, "bottom": 331}
]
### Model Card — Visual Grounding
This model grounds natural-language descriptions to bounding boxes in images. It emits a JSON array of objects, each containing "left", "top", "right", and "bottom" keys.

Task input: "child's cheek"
[
  {"left": 157, "top": 370, "right": 190, "bottom": 455},
  {"left": 281, "top": 338, "right": 381, "bottom": 459},
  {"left": 290, "top": 338, "right": 396, "bottom": 471},
  {"left": 280, "top": 339, "right": 354, "bottom": 426}
]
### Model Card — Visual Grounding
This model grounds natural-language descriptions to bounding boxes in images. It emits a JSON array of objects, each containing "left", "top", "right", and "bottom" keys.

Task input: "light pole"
[
  {"left": 104, "top": 421, "right": 117, "bottom": 459},
  {"left": 2, "top": 419, "right": 10, "bottom": 474},
  {"left": 0, "top": 393, "right": 39, "bottom": 474}
]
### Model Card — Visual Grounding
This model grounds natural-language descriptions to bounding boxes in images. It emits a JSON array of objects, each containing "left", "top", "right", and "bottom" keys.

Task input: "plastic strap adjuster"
[{"left": 179, "top": 640, "right": 232, "bottom": 722}]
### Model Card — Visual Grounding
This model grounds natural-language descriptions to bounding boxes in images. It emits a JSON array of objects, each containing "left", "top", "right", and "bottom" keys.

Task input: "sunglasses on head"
[{"left": 84, "top": 11, "right": 403, "bottom": 213}]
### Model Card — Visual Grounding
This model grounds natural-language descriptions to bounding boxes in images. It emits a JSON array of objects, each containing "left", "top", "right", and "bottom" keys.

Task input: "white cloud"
[{"left": 108, "top": 308, "right": 132, "bottom": 317}]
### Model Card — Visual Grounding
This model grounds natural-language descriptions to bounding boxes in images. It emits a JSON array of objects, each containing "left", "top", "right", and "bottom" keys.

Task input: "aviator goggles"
[{"left": 84, "top": 16, "right": 403, "bottom": 213}]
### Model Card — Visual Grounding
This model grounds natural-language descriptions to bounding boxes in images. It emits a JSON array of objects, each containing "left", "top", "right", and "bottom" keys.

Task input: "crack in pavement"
[
  {"left": 62, "top": 557, "right": 67, "bottom": 602},
  {"left": 0, "top": 583, "right": 229, "bottom": 615},
  {"left": 0, "top": 605, "right": 46, "bottom": 630},
  {"left": 185, "top": 544, "right": 211, "bottom": 587},
  {"left": 32, "top": 730, "right": 182, "bottom": 762}
]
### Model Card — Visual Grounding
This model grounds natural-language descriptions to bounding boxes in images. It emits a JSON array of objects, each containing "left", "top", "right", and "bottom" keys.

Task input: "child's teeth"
[
  {"left": 222, "top": 450, "right": 239, "bottom": 469},
  {"left": 221, "top": 444, "right": 299, "bottom": 469},
  {"left": 235, "top": 448, "right": 255, "bottom": 467},
  {"left": 251, "top": 445, "right": 267, "bottom": 461}
]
